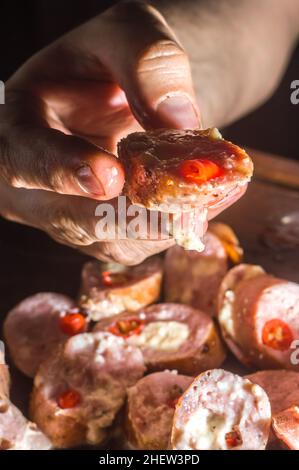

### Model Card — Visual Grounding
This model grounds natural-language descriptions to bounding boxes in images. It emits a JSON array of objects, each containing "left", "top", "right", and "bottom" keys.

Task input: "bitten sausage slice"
[
  {"left": 171, "top": 369, "right": 271, "bottom": 450},
  {"left": 79, "top": 256, "right": 163, "bottom": 321},
  {"left": 246, "top": 370, "right": 299, "bottom": 448},
  {"left": 125, "top": 371, "right": 193, "bottom": 450},
  {"left": 30, "top": 332, "right": 145, "bottom": 448},
  {"left": 3, "top": 292, "right": 88, "bottom": 377},
  {"left": 164, "top": 223, "right": 242, "bottom": 317},
  {"left": 218, "top": 264, "right": 299, "bottom": 370},
  {"left": 94, "top": 303, "right": 226, "bottom": 375},
  {"left": 272, "top": 406, "right": 299, "bottom": 450},
  {"left": 0, "top": 355, "right": 51, "bottom": 450},
  {"left": 118, "top": 128, "right": 253, "bottom": 210}
]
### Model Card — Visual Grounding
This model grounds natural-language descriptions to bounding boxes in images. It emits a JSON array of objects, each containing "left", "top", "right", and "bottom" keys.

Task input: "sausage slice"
[
  {"left": 94, "top": 303, "right": 226, "bottom": 375},
  {"left": 118, "top": 128, "right": 253, "bottom": 210},
  {"left": 30, "top": 332, "right": 145, "bottom": 448},
  {"left": 79, "top": 256, "right": 163, "bottom": 321},
  {"left": 171, "top": 369, "right": 271, "bottom": 450},
  {"left": 125, "top": 371, "right": 193, "bottom": 450},
  {"left": 0, "top": 397, "right": 52, "bottom": 450},
  {"left": 0, "top": 351, "right": 9, "bottom": 399},
  {"left": 3, "top": 292, "right": 87, "bottom": 377},
  {"left": 0, "top": 355, "right": 51, "bottom": 450},
  {"left": 218, "top": 264, "right": 299, "bottom": 370}
]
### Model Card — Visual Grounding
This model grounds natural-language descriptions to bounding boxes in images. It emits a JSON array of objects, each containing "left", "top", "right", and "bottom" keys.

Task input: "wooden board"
[{"left": 0, "top": 149, "right": 299, "bottom": 433}]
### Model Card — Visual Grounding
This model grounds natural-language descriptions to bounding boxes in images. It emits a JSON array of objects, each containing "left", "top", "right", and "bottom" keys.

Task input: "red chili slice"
[
  {"left": 179, "top": 159, "right": 222, "bottom": 184},
  {"left": 262, "top": 319, "right": 293, "bottom": 351},
  {"left": 57, "top": 389, "right": 81, "bottom": 409},
  {"left": 108, "top": 318, "right": 145, "bottom": 338},
  {"left": 225, "top": 429, "right": 243, "bottom": 448},
  {"left": 101, "top": 271, "right": 130, "bottom": 287},
  {"left": 59, "top": 312, "right": 86, "bottom": 336}
]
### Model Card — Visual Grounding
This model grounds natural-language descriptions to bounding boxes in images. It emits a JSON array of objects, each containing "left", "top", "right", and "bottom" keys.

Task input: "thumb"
[
  {"left": 0, "top": 95, "right": 124, "bottom": 199},
  {"left": 71, "top": 1, "right": 201, "bottom": 130}
]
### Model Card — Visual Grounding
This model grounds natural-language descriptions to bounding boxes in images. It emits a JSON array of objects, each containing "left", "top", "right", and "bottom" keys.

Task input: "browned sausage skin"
[
  {"left": 79, "top": 256, "right": 163, "bottom": 321},
  {"left": 3, "top": 292, "right": 86, "bottom": 377},
  {"left": 0, "top": 353, "right": 51, "bottom": 450},
  {"left": 30, "top": 332, "right": 145, "bottom": 448},
  {"left": 125, "top": 371, "right": 193, "bottom": 450},
  {"left": 118, "top": 128, "right": 253, "bottom": 210},
  {"left": 171, "top": 369, "right": 271, "bottom": 450},
  {"left": 94, "top": 303, "right": 226, "bottom": 375},
  {"left": 164, "top": 223, "right": 242, "bottom": 317},
  {"left": 218, "top": 264, "right": 299, "bottom": 370}
]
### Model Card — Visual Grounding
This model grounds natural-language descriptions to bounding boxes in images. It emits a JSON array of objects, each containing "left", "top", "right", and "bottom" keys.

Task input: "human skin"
[{"left": 0, "top": 0, "right": 298, "bottom": 265}]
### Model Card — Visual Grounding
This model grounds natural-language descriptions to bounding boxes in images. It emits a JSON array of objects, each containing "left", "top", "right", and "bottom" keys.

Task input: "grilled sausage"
[
  {"left": 0, "top": 354, "right": 51, "bottom": 450},
  {"left": 218, "top": 264, "right": 299, "bottom": 370},
  {"left": 272, "top": 406, "right": 299, "bottom": 450}
]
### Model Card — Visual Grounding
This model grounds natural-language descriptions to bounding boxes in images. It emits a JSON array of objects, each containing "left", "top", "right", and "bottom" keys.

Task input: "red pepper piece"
[
  {"left": 225, "top": 429, "right": 243, "bottom": 448},
  {"left": 108, "top": 317, "right": 145, "bottom": 338},
  {"left": 57, "top": 389, "right": 81, "bottom": 409},
  {"left": 59, "top": 312, "right": 86, "bottom": 336}
]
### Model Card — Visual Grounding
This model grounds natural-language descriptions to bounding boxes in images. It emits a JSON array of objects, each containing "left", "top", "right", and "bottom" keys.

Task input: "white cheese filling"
[{"left": 218, "top": 289, "right": 236, "bottom": 339}]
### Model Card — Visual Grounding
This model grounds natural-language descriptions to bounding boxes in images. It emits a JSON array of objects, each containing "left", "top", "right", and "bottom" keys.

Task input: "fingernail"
[
  {"left": 76, "top": 165, "right": 105, "bottom": 196},
  {"left": 157, "top": 95, "right": 199, "bottom": 129}
]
